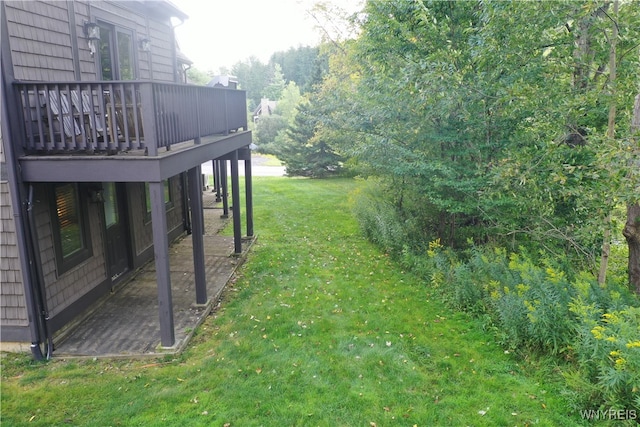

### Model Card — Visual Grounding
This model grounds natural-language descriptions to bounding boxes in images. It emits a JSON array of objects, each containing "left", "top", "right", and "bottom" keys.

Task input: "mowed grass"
[{"left": 1, "top": 177, "right": 583, "bottom": 426}]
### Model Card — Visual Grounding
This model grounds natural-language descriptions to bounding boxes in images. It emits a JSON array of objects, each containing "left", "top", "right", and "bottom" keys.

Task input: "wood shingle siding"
[
  {"left": 6, "top": 1, "right": 75, "bottom": 81},
  {"left": 0, "top": 182, "right": 28, "bottom": 327},
  {"left": 74, "top": 1, "right": 96, "bottom": 80},
  {"left": 148, "top": 18, "right": 175, "bottom": 81}
]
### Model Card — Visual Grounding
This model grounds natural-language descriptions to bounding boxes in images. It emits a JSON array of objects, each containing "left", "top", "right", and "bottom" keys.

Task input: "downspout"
[
  {"left": 1, "top": 1, "right": 52, "bottom": 359},
  {"left": 26, "top": 185, "right": 53, "bottom": 359}
]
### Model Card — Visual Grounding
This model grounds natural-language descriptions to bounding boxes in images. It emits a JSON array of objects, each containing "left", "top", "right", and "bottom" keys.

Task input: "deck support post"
[
  {"left": 220, "top": 160, "right": 229, "bottom": 218},
  {"left": 244, "top": 150, "right": 254, "bottom": 237},
  {"left": 230, "top": 150, "right": 242, "bottom": 254},
  {"left": 188, "top": 166, "right": 207, "bottom": 305},
  {"left": 149, "top": 181, "right": 175, "bottom": 347},
  {"left": 213, "top": 160, "right": 222, "bottom": 202}
]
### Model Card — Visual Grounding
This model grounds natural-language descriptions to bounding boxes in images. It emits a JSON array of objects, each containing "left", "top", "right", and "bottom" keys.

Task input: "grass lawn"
[{"left": 1, "top": 177, "right": 584, "bottom": 426}]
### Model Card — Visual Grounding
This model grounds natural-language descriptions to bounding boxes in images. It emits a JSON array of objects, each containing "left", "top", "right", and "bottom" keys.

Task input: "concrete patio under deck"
[{"left": 52, "top": 191, "right": 253, "bottom": 359}]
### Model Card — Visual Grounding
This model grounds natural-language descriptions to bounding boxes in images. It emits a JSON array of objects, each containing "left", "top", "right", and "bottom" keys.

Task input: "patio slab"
[{"left": 52, "top": 191, "right": 254, "bottom": 359}]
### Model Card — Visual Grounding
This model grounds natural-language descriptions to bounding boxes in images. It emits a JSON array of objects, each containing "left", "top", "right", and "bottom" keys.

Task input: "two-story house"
[{"left": 0, "top": 0, "right": 254, "bottom": 359}]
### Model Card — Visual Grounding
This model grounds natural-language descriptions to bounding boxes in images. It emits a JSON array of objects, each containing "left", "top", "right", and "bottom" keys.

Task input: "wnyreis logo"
[{"left": 580, "top": 408, "right": 637, "bottom": 421}]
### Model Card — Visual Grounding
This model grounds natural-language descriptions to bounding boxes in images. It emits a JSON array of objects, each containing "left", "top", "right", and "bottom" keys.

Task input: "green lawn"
[{"left": 1, "top": 177, "right": 584, "bottom": 426}]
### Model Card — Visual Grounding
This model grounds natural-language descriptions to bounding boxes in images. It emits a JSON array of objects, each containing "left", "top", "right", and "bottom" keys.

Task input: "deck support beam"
[
  {"left": 149, "top": 181, "right": 175, "bottom": 347},
  {"left": 188, "top": 166, "right": 207, "bottom": 305}
]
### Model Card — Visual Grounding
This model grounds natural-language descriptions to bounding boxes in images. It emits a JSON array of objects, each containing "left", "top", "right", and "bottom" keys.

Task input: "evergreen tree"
[
  {"left": 276, "top": 98, "right": 343, "bottom": 178},
  {"left": 262, "top": 64, "right": 286, "bottom": 101}
]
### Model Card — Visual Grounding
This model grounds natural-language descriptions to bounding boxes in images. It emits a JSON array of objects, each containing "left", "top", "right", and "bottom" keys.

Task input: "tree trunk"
[
  {"left": 597, "top": 0, "right": 618, "bottom": 285},
  {"left": 625, "top": 93, "right": 640, "bottom": 293},
  {"left": 624, "top": 203, "right": 640, "bottom": 294}
]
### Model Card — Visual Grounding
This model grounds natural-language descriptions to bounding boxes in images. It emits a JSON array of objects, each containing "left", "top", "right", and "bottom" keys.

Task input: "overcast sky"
[{"left": 172, "top": 0, "right": 362, "bottom": 73}]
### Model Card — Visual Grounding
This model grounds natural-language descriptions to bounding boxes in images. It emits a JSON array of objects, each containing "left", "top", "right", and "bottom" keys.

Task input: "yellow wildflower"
[
  {"left": 524, "top": 300, "right": 536, "bottom": 313},
  {"left": 603, "top": 312, "right": 620, "bottom": 323},
  {"left": 591, "top": 326, "right": 605, "bottom": 340}
]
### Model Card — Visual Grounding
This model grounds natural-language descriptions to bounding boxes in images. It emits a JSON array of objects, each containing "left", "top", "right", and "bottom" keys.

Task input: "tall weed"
[
  {"left": 351, "top": 185, "right": 407, "bottom": 256},
  {"left": 568, "top": 300, "right": 640, "bottom": 411}
]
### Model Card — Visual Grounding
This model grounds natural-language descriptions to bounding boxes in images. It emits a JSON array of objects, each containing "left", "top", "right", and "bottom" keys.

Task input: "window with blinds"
[
  {"left": 55, "top": 184, "right": 82, "bottom": 257},
  {"left": 52, "top": 183, "right": 92, "bottom": 274}
]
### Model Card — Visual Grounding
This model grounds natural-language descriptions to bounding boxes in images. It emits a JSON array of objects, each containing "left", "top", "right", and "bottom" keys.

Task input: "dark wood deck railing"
[{"left": 15, "top": 81, "right": 248, "bottom": 156}]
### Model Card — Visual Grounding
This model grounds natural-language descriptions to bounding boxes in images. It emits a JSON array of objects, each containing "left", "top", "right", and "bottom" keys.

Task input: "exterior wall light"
[
  {"left": 84, "top": 22, "right": 100, "bottom": 56},
  {"left": 139, "top": 37, "right": 151, "bottom": 52}
]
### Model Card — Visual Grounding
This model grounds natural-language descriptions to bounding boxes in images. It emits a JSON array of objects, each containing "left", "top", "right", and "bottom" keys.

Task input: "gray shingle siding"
[
  {"left": 6, "top": 1, "right": 75, "bottom": 81},
  {"left": 148, "top": 19, "right": 175, "bottom": 81},
  {"left": 0, "top": 182, "right": 28, "bottom": 327}
]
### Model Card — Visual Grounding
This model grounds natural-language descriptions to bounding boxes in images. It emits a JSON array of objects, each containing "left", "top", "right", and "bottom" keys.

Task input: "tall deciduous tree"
[
  {"left": 624, "top": 94, "right": 640, "bottom": 293},
  {"left": 598, "top": 0, "right": 619, "bottom": 285}
]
